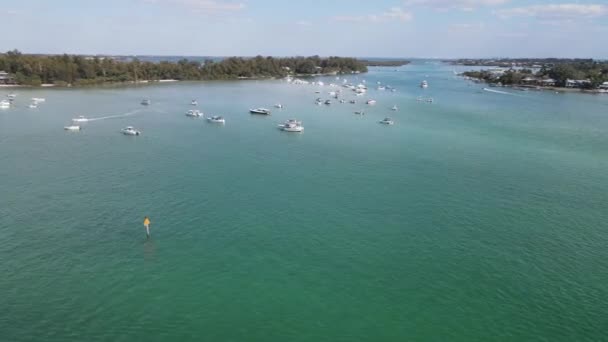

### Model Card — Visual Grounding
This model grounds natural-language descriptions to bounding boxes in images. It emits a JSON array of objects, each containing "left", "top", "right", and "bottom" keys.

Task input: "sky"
[{"left": 0, "top": 0, "right": 607, "bottom": 58}]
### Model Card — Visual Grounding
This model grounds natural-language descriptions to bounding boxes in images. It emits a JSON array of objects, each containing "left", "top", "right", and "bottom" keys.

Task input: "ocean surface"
[{"left": 1, "top": 61, "right": 608, "bottom": 341}]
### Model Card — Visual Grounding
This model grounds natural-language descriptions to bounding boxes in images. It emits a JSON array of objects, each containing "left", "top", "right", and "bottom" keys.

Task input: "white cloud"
[
  {"left": 333, "top": 7, "right": 413, "bottom": 23},
  {"left": 496, "top": 4, "right": 608, "bottom": 20},
  {"left": 403, "top": 0, "right": 509, "bottom": 11},
  {"left": 143, "top": 0, "right": 245, "bottom": 13}
]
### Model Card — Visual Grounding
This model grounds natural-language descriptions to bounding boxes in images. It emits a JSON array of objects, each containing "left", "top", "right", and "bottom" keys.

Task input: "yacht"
[
  {"left": 121, "top": 126, "right": 141, "bottom": 136},
  {"left": 207, "top": 115, "right": 226, "bottom": 124},
  {"left": 191, "top": 100, "right": 198, "bottom": 106},
  {"left": 250, "top": 108, "right": 271, "bottom": 115},
  {"left": 420, "top": 80, "right": 429, "bottom": 88},
  {"left": 391, "top": 105, "right": 398, "bottom": 111},
  {"left": 186, "top": 109, "right": 203, "bottom": 117},
  {"left": 0, "top": 100, "right": 10, "bottom": 108},
  {"left": 278, "top": 120, "right": 304, "bottom": 132},
  {"left": 379, "top": 118, "right": 394, "bottom": 125},
  {"left": 366, "top": 99, "right": 377, "bottom": 105},
  {"left": 274, "top": 103, "right": 283, "bottom": 109},
  {"left": 141, "top": 99, "right": 151, "bottom": 105},
  {"left": 72, "top": 115, "right": 89, "bottom": 122},
  {"left": 64, "top": 124, "right": 81, "bottom": 131}
]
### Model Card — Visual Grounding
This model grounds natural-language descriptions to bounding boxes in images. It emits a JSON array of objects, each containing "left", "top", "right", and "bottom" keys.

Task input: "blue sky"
[{"left": 1, "top": 0, "right": 607, "bottom": 57}]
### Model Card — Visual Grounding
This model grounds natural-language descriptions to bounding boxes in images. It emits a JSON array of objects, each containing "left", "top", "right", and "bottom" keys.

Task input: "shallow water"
[{"left": 1, "top": 61, "right": 608, "bottom": 341}]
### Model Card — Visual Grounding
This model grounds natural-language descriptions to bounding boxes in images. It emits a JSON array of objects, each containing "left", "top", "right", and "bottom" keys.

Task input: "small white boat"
[
  {"left": 72, "top": 115, "right": 89, "bottom": 122},
  {"left": 378, "top": 86, "right": 386, "bottom": 91},
  {"left": 324, "top": 100, "right": 331, "bottom": 105},
  {"left": 279, "top": 121, "right": 304, "bottom": 132},
  {"left": 379, "top": 118, "right": 394, "bottom": 125},
  {"left": 420, "top": 80, "right": 429, "bottom": 88},
  {"left": 274, "top": 103, "right": 283, "bottom": 109},
  {"left": 191, "top": 100, "right": 198, "bottom": 106},
  {"left": 121, "top": 126, "right": 141, "bottom": 136},
  {"left": 64, "top": 125, "right": 81, "bottom": 131},
  {"left": 28, "top": 103, "right": 38, "bottom": 109},
  {"left": 355, "top": 93, "right": 364, "bottom": 97},
  {"left": 31, "top": 97, "right": 46, "bottom": 103},
  {"left": 391, "top": 105, "right": 398, "bottom": 111},
  {"left": 0, "top": 100, "right": 10, "bottom": 108},
  {"left": 250, "top": 108, "right": 271, "bottom": 115},
  {"left": 339, "top": 99, "right": 346, "bottom": 103},
  {"left": 141, "top": 99, "right": 151, "bottom": 105},
  {"left": 349, "top": 100, "right": 356, "bottom": 104},
  {"left": 186, "top": 109, "right": 203, "bottom": 117},
  {"left": 354, "top": 110, "right": 365, "bottom": 115},
  {"left": 207, "top": 115, "right": 225, "bottom": 124},
  {"left": 366, "top": 99, "right": 377, "bottom": 105}
]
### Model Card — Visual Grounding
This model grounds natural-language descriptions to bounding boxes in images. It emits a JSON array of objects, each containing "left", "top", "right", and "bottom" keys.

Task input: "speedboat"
[
  {"left": 354, "top": 110, "right": 365, "bottom": 115},
  {"left": 141, "top": 99, "right": 151, "bottom": 105},
  {"left": 191, "top": 100, "right": 198, "bottom": 106},
  {"left": 0, "top": 100, "right": 10, "bottom": 108},
  {"left": 186, "top": 109, "right": 203, "bottom": 117},
  {"left": 207, "top": 115, "right": 225, "bottom": 124},
  {"left": 324, "top": 100, "right": 331, "bottom": 105},
  {"left": 279, "top": 121, "right": 304, "bottom": 132},
  {"left": 366, "top": 99, "right": 377, "bottom": 105},
  {"left": 250, "top": 108, "right": 271, "bottom": 115},
  {"left": 121, "top": 126, "right": 141, "bottom": 136},
  {"left": 64, "top": 125, "right": 81, "bottom": 131},
  {"left": 391, "top": 105, "right": 398, "bottom": 111},
  {"left": 274, "top": 103, "right": 283, "bottom": 109},
  {"left": 72, "top": 115, "right": 89, "bottom": 122},
  {"left": 420, "top": 80, "right": 429, "bottom": 88},
  {"left": 379, "top": 118, "right": 394, "bottom": 125}
]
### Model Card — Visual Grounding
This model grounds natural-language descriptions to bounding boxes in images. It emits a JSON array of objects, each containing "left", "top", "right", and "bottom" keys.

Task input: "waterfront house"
[
  {"left": 521, "top": 76, "right": 538, "bottom": 85},
  {"left": 565, "top": 79, "right": 591, "bottom": 88},
  {"left": 599, "top": 81, "right": 608, "bottom": 90},
  {"left": 540, "top": 78, "right": 556, "bottom": 87},
  {"left": 0, "top": 71, "right": 15, "bottom": 84}
]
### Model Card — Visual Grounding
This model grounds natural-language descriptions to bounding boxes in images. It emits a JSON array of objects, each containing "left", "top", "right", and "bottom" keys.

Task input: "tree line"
[{"left": 0, "top": 50, "right": 368, "bottom": 86}]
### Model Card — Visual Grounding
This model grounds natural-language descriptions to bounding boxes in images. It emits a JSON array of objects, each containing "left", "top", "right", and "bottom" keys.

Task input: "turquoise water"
[{"left": 2, "top": 61, "right": 608, "bottom": 341}]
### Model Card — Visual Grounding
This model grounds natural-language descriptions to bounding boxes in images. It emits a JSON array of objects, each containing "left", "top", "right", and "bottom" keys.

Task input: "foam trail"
[
  {"left": 87, "top": 109, "right": 143, "bottom": 121},
  {"left": 483, "top": 88, "right": 519, "bottom": 96}
]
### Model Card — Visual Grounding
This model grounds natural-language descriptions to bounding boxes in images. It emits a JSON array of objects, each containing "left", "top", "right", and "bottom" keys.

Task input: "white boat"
[
  {"left": 121, "top": 126, "right": 141, "bottom": 136},
  {"left": 391, "top": 105, "right": 398, "bottom": 111},
  {"left": 0, "top": 100, "right": 10, "bottom": 108},
  {"left": 250, "top": 108, "right": 271, "bottom": 115},
  {"left": 278, "top": 120, "right": 304, "bottom": 132},
  {"left": 339, "top": 99, "right": 346, "bottom": 103},
  {"left": 186, "top": 109, "right": 203, "bottom": 117},
  {"left": 349, "top": 100, "right": 356, "bottom": 104},
  {"left": 72, "top": 115, "right": 89, "bottom": 122},
  {"left": 64, "top": 124, "right": 81, "bottom": 131},
  {"left": 31, "top": 97, "right": 46, "bottom": 103},
  {"left": 191, "top": 100, "right": 198, "bottom": 106},
  {"left": 141, "top": 99, "right": 151, "bottom": 105},
  {"left": 354, "top": 110, "right": 365, "bottom": 115},
  {"left": 28, "top": 103, "right": 38, "bottom": 109},
  {"left": 378, "top": 86, "right": 386, "bottom": 91},
  {"left": 7, "top": 93, "right": 16, "bottom": 99},
  {"left": 274, "top": 103, "right": 283, "bottom": 109},
  {"left": 379, "top": 118, "right": 394, "bottom": 125},
  {"left": 420, "top": 80, "right": 429, "bottom": 88},
  {"left": 324, "top": 100, "right": 331, "bottom": 105},
  {"left": 366, "top": 99, "right": 377, "bottom": 105},
  {"left": 207, "top": 115, "right": 225, "bottom": 124}
]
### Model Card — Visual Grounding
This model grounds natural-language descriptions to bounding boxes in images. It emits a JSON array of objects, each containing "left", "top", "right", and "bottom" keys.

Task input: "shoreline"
[{"left": 462, "top": 77, "right": 608, "bottom": 95}]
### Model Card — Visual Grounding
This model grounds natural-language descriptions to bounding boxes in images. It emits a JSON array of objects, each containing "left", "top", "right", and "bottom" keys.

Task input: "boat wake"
[
  {"left": 87, "top": 109, "right": 144, "bottom": 122},
  {"left": 482, "top": 88, "right": 519, "bottom": 96}
]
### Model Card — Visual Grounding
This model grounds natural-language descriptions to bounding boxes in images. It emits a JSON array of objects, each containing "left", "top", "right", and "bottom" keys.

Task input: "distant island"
[
  {"left": 0, "top": 50, "right": 369, "bottom": 86},
  {"left": 361, "top": 60, "right": 410, "bottom": 67},
  {"left": 457, "top": 58, "right": 608, "bottom": 92},
  {"left": 448, "top": 58, "right": 595, "bottom": 68}
]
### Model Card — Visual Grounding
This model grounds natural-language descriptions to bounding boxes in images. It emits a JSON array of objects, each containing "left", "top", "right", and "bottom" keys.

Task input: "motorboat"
[
  {"left": 316, "top": 100, "right": 323, "bottom": 106},
  {"left": 378, "top": 86, "right": 386, "bottom": 91},
  {"left": 207, "top": 115, "right": 225, "bottom": 124},
  {"left": 28, "top": 103, "right": 38, "bottom": 109},
  {"left": 349, "top": 100, "right": 356, "bottom": 104},
  {"left": 64, "top": 124, "right": 81, "bottom": 131},
  {"left": 7, "top": 93, "right": 16, "bottom": 100},
  {"left": 0, "top": 100, "right": 10, "bottom": 108},
  {"left": 191, "top": 100, "right": 198, "bottom": 106},
  {"left": 324, "top": 100, "right": 331, "bottom": 105},
  {"left": 391, "top": 105, "right": 398, "bottom": 111},
  {"left": 379, "top": 118, "right": 394, "bottom": 125},
  {"left": 339, "top": 99, "right": 346, "bottom": 103},
  {"left": 141, "top": 99, "right": 151, "bottom": 105},
  {"left": 274, "top": 103, "right": 283, "bottom": 109},
  {"left": 121, "top": 126, "right": 141, "bottom": 136},
  {"left": 420, "top": 80, "right": 429, "bottom": 88},
  {"left": 366, "top": 99, "right": 377, "bottom": 105},
  {"left": 250, "top": 108, "right": 271, "bottom": 115},
  {"left": 186, "top": 109, "right": 203, "bottom": 117},
  {"left": 72, "top": 115, "right": 89, "bottom": 122},
  {"left": 354, "top": 110, "right": 365, "bottom": 115},
  {"left": 31, "top": 97, "right": 46, "bottom": 103},
  {"left": 279, "top": 121, "right": 304, "bottom": 132}
]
